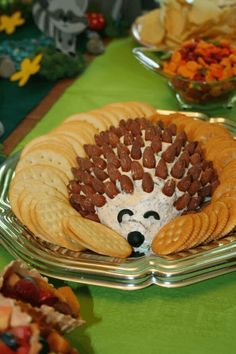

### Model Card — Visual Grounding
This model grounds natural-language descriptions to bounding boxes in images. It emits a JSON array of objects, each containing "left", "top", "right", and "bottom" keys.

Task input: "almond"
[
  {"left": 130, "top": 120, "right": 141, "bottom": 136},
  {"left": 108, "top": 132, "right": 120, "bottom": 147},
  {"left": 140, "top": 117, "right": 151, "bottom": 129},
  {"left": 120, "top": 153, "right": 132, "bottom": 172},
  {"left": 175, "top": 131, "right": 187, "bottom": 145},
  {"left": 155, "top": 158, "right": 168, "bottom": 179},
  {"left": 142, "top": 172, "right": 154, "bottom": 193},
  {"left": 151, "top": 136, "right": 162, "bottom": 153},
  {"left": 177, "top": 175, "right": 191, "bottom": 192},
  {"left": 93, "top": 167, "right": 108, "bottom": 181},
  {"left": 145, "top": 127, "right": 156, "bottom": 141},
  {"left": 131, "top": 140, "right": 142, "bottom": 160},
  {"left": 120, "top": 175, "right": 134, "bottom": 193},
  {"left": 174, "top": 193, "right": 190, "bottom": 210},
  {"left": 85, "top": 213, "right": 100, "bottom": 222},
  {"left": 104, "top": 181, "right": 119, "bottom": 199},
  {"left": 171, "top": 159, "right": 185, "bottom": 179},
  {"left": 156, "top": 120, "right": 164, "bottom": 130},
  {"left": 71, "top": 168, "right": 84, "bottom": 182},
  {"left": 94, "top": 134, "right": 103, "bottom": 146},
  {"left": 162, "top": 128, "right": 172, "bottom": 143},
  {"left": 198, "top": 184, "right": 212, "bottom": 198},
  {"left": 68, "top": 180, "right": 81, "bottom": 194},
  {"left": 131, "top": 161, "right": 144, "bottom": 180},
  {"left": 84, "top": 144, "right": 101, "bottom": 157},
  {"left": 187, "top": 165, "right": 201, "bottom": 180},
  {"left": 187, "top": 196, "right": 202, "bottom": 211},
  {"left": 172, "top": 140, "right": 182, "bottom": 156},
  {"left": 162, "top": 179, "right": 176, "bottom": 196},
  {"left": 124, "top": 132, "right": 134, "bottom": 145},
  {"left": 184, "top": 141, "right": 198, "bottom": 155},
  {"left": 179, "top": 151, "right": 190, "bottom": 167},
  {"left": 135, "top": 135, "right": 145, "bottom": 147},
  {"left": 81, "top": 184, "right": 96, "bottom": 196},
  {"left": 188, "top": 180, "right": 201, "bottom": 196},
  {"left": 168, "top": 123, "right": 177, "bottom": 136},
  {"left": 143, "top": 147, "right": 156, "bottom": 168},
  {"left": 107, "top": 163, "right": 121, "bottom": 182},
  {"left": 162, "top": 145, "right": 176, "bottom": 163},
  {"left": 77, "top": 157, "right": 94, "bottom": 171},
  {"left": 190, "top": 153, "right": 202, "bottom": 165},
  {"left": 117, "top": 143, "right": 130, "bottom": 158},
  {"left": 106, "top": 153, "right": 120, "bottom": 168},
  {"left": 92, "top": 156, "right": 107, "bottom": 170},
  {"left": 200, "top": 168, "right": 213, "bottom": 185},
  {"left": 81, "top": 171, "right": 93, "bottom": 185},
  {"left": 99, "top": 131, "right": 110, "bottom": 145},
  {"left": 202, "top": 160, "right": 213, "bottom": 170},
  {"left": 101, "top": 144, "right": 113, "bottom": 158},
  {"left": 90, "top": 193, "right": 106, "bottom": 207},
  {"left": 92, "top": 178, "right": 105, "bottom": 194}
]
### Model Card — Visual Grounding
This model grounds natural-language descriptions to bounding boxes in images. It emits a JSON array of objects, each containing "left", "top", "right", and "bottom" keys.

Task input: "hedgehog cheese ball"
[{"left": 68, "top": 118, "right": 219, "bottom": 255}]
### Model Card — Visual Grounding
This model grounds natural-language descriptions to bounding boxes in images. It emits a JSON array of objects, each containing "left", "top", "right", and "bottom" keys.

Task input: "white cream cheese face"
[{"left": 96, "top": 180, "right": 180, "bottom": 254}]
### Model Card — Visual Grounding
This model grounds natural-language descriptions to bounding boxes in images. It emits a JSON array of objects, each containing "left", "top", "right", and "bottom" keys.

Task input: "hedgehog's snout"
[{"left": 127, "top": 231, "right": 145, "bottom": 248}]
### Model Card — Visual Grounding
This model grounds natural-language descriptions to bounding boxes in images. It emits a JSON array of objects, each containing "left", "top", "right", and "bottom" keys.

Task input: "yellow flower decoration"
[
  {"left": 11, "top": 54, "right": 43, "bottom": 87},
  {"left": 0, "top": 12, "right": 25, "bottom": 35}
]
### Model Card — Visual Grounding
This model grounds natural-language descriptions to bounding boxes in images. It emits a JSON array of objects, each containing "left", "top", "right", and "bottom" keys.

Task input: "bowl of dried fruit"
[{"left": 133, "top": 39, "right": 236, "bottom": 110}]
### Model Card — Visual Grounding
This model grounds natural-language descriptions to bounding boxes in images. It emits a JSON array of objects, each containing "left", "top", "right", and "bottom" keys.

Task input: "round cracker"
[
  {"left": 15, "top": 148, "right": 74, "bottom": 179},
  {"left": 212, "top": 182, "right": 236, "bottom": 201},
  {"left": 64, "top": 112, "right": 108, "bottom": 131},
  {"left": 33, "top": 197, "right": 83, "bottom": 251},
  {"left": 66, "top": 215, "right": 132, "bottom": 258},
  {"left": 18, "top": 191, "right": 46, "bottom": 236},
  {"left": 152, "top": 214, "right": 194, "bottom": 255},
  {"left": 191, "top": 212, "right": 209, "bottom": 247},
  {"left": 217, "top": 196, "right": 236, "bottom": 237},
  {"left": 21, "top": 134, "right": 75, "bottom": 159},
  {"left": 193, "top": 122, "right": 231, "bottom": 143},
  {"left": 179, "top": 213, "right": 202, "bottom": 251},
  {"left": 49, "top": 132, "right": 87, "bottom": 158},
  {"left": 12, "top": 165, "right": 69, "bottom": 197},
  {"left": 127, "top": 101, "right": 156, "bottom": 118},
  {"left": 54, "top": 122, "right": 96, "bottom": 145},
  {"left": 213, "top": 147, "right": 236, "bottom": 171},
  {"left": 205, "top": 138, "right": 236, "bottom": 161},
  {"left": 202, "top": 209, "right": 218, "bottom": 244},
  {"left": 204, "top": 201, "right": 229, "bottom": 241}
]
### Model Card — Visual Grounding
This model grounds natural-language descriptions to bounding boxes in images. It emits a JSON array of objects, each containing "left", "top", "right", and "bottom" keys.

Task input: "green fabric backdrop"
[{"left": 1, "top": 37, "right": 236, "bottom": 354}]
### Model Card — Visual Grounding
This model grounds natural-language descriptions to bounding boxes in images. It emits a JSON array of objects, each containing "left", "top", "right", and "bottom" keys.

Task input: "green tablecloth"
[{"left": 1, "top": 37, "right": 236, "bottom": 354}]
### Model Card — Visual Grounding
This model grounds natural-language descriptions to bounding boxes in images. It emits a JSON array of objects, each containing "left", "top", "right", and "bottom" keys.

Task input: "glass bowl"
[{"left": 133, "top": 47, "right": 236, "bottom": 110}]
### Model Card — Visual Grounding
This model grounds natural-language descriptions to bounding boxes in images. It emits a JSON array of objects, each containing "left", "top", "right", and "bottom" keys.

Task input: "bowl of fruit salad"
[{"left": 133, "top": 39, "right": 236, "bottom": 110}]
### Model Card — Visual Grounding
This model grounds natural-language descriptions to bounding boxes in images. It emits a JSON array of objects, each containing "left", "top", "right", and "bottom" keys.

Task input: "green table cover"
[{"left": 1, "top": 37, "right": 236, "bottom": 354}]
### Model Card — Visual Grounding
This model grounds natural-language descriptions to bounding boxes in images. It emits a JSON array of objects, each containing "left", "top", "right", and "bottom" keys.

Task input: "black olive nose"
[{"left": 127, "top": 231, "right": 145, "bottom": 247}]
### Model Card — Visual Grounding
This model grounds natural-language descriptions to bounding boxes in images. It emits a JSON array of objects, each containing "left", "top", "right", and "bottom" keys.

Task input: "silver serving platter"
[{"left": 1, "top": 112, "right": 236, "bottom": 290}]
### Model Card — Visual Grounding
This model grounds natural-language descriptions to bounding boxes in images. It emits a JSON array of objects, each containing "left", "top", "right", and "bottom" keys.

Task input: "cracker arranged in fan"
[{"left": 8, "top": 101, "right": 236, "bottom": 257}]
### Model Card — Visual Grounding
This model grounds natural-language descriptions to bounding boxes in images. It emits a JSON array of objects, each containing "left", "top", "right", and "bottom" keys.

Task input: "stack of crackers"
[
  {"left": 8, "top": 101, "right": 236, "bottom": 257},
  {"left": 135, "top": 0, "right": 236, "bottom": 49}
]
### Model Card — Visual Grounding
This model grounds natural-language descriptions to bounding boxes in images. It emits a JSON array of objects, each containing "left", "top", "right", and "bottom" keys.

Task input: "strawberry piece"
[
  {"left": 16, "top": 345, "right": 30, "bottom": 354},
  {"left": 11, "top": 326, "right": 31, "bottom": 346},
  {"left": 12, "top": 278, "right": 39, "bottom": 305},
  {"left": 38, "top": 288, "right": 57, "bottom": 306},
  {"left": 0, "top": 341, "right": 15, "bottom": 354}
]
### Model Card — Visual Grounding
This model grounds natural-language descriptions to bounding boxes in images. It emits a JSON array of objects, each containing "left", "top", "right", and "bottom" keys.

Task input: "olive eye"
[
  {"left": 117, "top": 209, "right": 134, "bottom": 223},
  {"left": 143, "top": 211, "right": 160, "bottom": 220}
]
